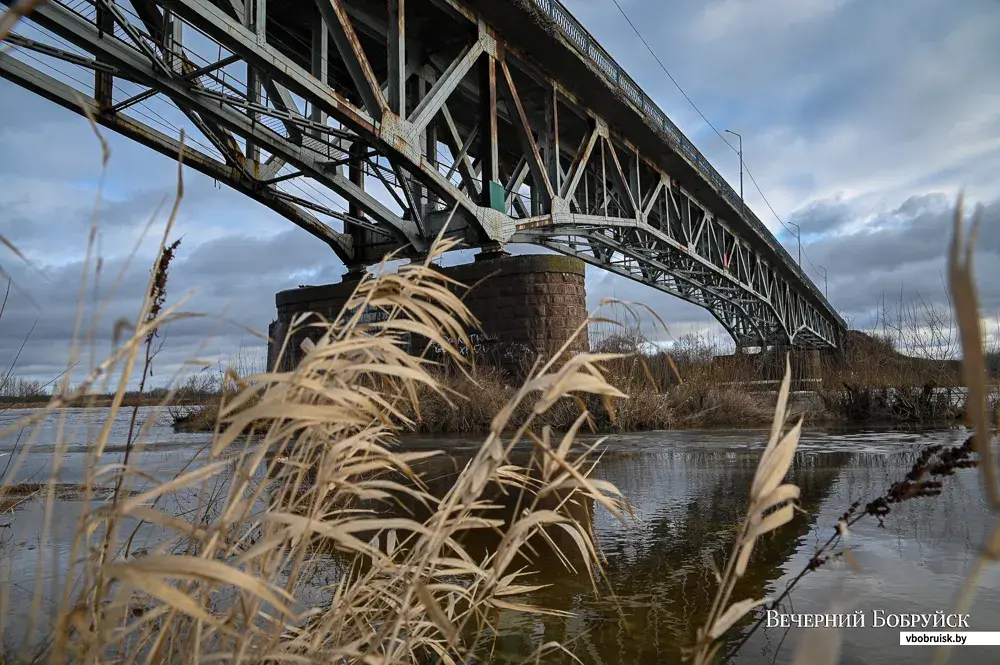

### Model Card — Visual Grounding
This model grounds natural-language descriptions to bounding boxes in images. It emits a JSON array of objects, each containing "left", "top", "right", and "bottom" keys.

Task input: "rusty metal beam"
[
  {"left": 314, "top": 0, "right": 386, "bottom": 120},
  {"left": 628, "top": 147, "right": 641, "bottom": 207},
  {"left": 504, "top": 156, "right": 529, "bottom": 210},
  {"left": 129, "top": 0, "right": 164, "bottom": 40},
  {"left": 605, "top": 138, "right": 637, "bottom": 218},
  {"left": 642, "top": 175, "right": 667, "bottom": 218},
  {"left": 406, "top": 40, "right": 483, "bottom": 137},
  {"left": 478, "top": 52, "right": 498, "bottom": 207},
  {"left": 499, "top": 57, "right": 553, "bottom": 213},
  {"left": 94, "top": 1, "right": 113, "bottom": 108},
  {"left": 310, "top": 4, "right": 328, "bottom": 139},
  {"left": 386, "top": 0, "right": 405, "bottom": 117},
  {"left": 392, "top": 163, "right": 423, "bottom": 228},
  {"left": 224, "top": 0, "right": 244, "bottom": 22},
  {"left": 546, "top": 85, "right": 561, "bottom": 194},
  {"left": 439, "top": 104, "right": 480, "bottom": 198},
  {"left": 560, "top": 123, "right": 597, "bottom": 201}
]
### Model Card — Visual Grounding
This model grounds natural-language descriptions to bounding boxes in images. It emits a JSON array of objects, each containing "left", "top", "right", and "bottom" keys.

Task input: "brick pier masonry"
[{"left": 267, "top": 254, "right": 589, "bottom": 376}]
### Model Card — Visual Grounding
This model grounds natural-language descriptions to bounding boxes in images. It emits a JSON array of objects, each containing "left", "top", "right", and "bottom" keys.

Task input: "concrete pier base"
[
  {"left": 762, "top": 348, "right": 822, "bottom": 385},
  {"left": 713, "top": 347, "right": 825, "bottom": 390},
  {"left": 267, "top": 254, "right": 589, "bottom": 377}
]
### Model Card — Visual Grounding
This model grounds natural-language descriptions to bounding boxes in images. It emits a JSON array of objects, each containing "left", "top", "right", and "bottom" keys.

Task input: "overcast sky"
[{"left": 1, "top": 0, "right": 999, "bottom": 388}]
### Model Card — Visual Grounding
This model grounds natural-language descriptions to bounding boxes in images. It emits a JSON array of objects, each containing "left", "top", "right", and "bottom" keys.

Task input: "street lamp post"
[
  {"left": 724, "top": 129, "right": 744, "bottom": 223},
  {"left": 724, "top": 129, "right": 801, "bottom": 268},
  {"left": 817, "top": 265, "right": 828, "bottom": 299},
  {"left": 786, "top": 219, "right": 802, "bottom": 267}
]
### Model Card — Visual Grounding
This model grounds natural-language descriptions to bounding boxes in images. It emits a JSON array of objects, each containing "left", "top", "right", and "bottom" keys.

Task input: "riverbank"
[
  {"left": 168, "top": 371, "right": 976, "bottom": 434},
  {"left": 1, "top": 396, "right": 216, "bottom": 410}
]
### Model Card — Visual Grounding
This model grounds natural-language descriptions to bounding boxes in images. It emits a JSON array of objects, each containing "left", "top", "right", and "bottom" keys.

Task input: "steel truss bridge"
[{"left": 0, "top": 0, "right": 846, "bottom": 349}]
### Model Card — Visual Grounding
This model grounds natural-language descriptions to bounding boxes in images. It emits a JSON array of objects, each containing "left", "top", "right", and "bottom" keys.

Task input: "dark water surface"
[{"left": 0, "top": 406, "right": 997, "bottom": 664}]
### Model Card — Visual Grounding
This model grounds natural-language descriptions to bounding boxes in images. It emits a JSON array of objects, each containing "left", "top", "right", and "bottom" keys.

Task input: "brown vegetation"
[
  {"left": 690, "top": 196, "right": 999, "bottom": 665},
  {"left": 173, "top": 314, "right": 991, "bottom": 435},
  {"left": 172, "top": 355, "right": 822, "bottom": 435}
]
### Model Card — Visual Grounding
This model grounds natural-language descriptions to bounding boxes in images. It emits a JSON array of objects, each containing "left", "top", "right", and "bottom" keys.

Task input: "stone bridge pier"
[
  {"left": 762, "top": 347, "right": 823, "bottom": 387},
  {"left": 267, "top": 254, "right": 590, "bottom": 377},
  {"left": 715, "top": 346, "right": 826, "bottom": 390}
]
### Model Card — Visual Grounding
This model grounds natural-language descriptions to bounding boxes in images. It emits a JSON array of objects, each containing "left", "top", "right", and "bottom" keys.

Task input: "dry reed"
[
  {"left": 690, "top": 195, "right": 998, "bottom": 665},
  {"left": 0, "top": 129, "right": 633, "bottom": 662}
]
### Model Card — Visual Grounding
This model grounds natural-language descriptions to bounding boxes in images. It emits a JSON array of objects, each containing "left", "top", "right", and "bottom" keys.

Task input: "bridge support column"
[
  {"left": 267, "top": 255, "right": 588, "bottom": 378},
  {"left": 762, "top": 347, "right": 822, "bottom": 390}
]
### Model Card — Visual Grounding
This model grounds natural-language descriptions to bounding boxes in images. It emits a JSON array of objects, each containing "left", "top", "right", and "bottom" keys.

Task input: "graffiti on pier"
[
  {"left": 353, "top": 306, "right": 391, "bottom": 325},
  {"left": 427, "top": 331, "right": 500, "bottom": 359}
]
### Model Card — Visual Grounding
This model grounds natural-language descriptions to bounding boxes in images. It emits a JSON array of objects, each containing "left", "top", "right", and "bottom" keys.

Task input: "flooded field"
[{"left": 0, "top": 406, "right": 997, "bottom": 663}]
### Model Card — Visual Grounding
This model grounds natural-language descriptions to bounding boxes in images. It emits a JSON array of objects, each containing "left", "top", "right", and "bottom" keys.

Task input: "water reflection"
[
  {"left": 0, "top": 409, "right": 996, "bottom": 664},
  {"left": 394, "top": 432, "right": 998, "bottom": 664}
]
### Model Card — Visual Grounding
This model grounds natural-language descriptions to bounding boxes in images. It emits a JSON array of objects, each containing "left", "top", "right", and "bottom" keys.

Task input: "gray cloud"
[
  {"left": 810, "top": 194, "right": 1000, "bottom": 316},
  {"left": 789, "top": 196, "right": 854, "bottom": 235}
]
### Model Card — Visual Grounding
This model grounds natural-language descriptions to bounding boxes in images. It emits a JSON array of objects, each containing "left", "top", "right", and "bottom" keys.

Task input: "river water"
[{"left": 0, "top": 406, "right": 997, "bottom": 664}]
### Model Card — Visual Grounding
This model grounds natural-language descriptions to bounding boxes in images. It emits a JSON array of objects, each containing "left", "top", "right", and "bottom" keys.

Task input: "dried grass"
[
  {"left": 0, "top": 133, "right": 635, "bottom": 662},
  {"left": 930, "top": 196, "right": 1000, "bottom": 665},
  {"left": 690, "top": 195, "right": 999, "bottom": 664},
  {"left": 689, "top": 357, "right": 803, "bottom": 665}
]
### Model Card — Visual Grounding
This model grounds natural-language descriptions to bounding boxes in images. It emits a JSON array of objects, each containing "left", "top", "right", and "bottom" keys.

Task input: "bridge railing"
[{"left": 528, "top": 0, "right": 837, "bottom": 319}]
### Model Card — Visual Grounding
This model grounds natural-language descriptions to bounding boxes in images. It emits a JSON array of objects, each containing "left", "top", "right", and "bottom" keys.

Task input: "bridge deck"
[{"left": 0, "top": 0, "right": 846, "bottom": 348}]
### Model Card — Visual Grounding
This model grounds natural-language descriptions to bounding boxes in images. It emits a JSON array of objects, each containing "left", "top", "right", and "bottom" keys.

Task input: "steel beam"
[
  {"left": 314, "top": 0, "right": 386, "bottom": 119},
  {"left": 0, "top": 52, "right": 354, "bottom": 263},
  {"left": 0, "top": 0, "right": 845, "bottom": 349},
  {"left": 498, "top": 58, "right": 553, "bottom": 214},
  {"left": 406, "top": 40, "right": 483, "bottom": 137},
  {"left": 16, "top": 0, "right": 423, "bottom": 247},
  {"left": 386, "top": 0, "right": 405, "bottom": 117}
]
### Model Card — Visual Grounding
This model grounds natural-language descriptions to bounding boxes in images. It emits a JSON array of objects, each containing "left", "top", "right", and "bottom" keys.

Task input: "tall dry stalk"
[
  {"left": 930, "top": 195, "right": 1000, "bottom": 665},
  {"left": 701, "top": 196, "right": 996, "bottom": 665},
  {"left": 0, "top": 220, "right": 630, "bottom": 662},
  {"left": 689, "top": 355, "right": 803, "bottom": 665}
]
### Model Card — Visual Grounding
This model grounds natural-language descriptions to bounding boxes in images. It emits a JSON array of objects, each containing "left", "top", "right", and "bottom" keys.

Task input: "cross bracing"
[{"left": 0, "top": 0, "right": 846, "bottom": 349}]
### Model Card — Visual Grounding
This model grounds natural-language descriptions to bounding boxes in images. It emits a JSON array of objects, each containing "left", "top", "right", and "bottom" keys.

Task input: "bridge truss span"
[{"left": 0, "top": 0, "right": 845, "bottom": 349}]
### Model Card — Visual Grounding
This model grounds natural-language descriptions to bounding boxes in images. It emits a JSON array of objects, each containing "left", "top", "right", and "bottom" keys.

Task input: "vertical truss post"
[
  {"left": 310, "top": 5, "right": 328, "bottom": 143},
  {"left": 421, "top": 78, "right": 437, "bottom": 215},
  {"left": 244, "top": 0, "right": 263, "bottom": 169},
  {"left": 547, "top": 86, "right": 560, "bottom": 195},
  {"left": 387, "top": 0, "right": 405, "bottom": 117},
  {"left": 600, "top": 139, "right": 608, "bottom": 217},
  {"left": 315, "top": 0, "right": 386, "bottom": 120},
  {"left": 346, "top": 140, "right": 367, "bottom": 271},
  {"left": 164, "top": 9, "right": 183, "bottom": 74},
  {"left": 348, "top": 141, "right": 365, "bottom": 219},
  {"left": 629, "top": 149, "right": 640, "bottom": 215},
  {"left": 94, "top": 2, "right": 113, "bottom": 108},
  {"left": 478, "top": 52, "right": 499, "bottom": 210}
]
